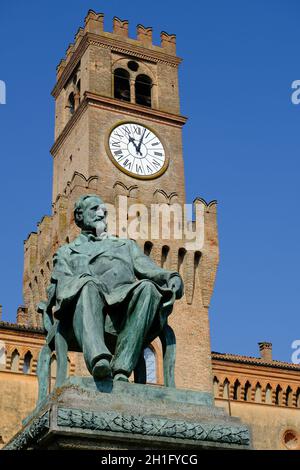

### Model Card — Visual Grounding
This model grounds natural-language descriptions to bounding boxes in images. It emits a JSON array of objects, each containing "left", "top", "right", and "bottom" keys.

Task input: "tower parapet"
[{"left": 55, "top": 10, "right": 179, "bottom": 86}]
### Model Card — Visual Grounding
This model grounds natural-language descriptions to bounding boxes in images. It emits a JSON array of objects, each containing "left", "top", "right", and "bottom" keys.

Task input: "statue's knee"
[
  {"left": 82, "top": 280, "right": 99, "bottom": 293},
  {"left": 140, "top": 280, "right": 159, "bottom": 297}
]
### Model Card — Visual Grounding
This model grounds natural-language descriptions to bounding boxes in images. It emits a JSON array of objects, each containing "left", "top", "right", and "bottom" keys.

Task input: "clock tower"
[{"left": 22, "top": 11, "right": 219, "bottom": 394}]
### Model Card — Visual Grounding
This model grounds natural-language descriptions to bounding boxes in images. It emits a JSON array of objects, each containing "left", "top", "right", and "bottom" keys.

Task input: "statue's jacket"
[{"left": 50, "top": 234, "right": 183, "bottom": 337}]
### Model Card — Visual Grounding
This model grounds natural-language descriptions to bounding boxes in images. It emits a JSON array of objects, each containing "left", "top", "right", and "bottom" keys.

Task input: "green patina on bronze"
[{"left": 36, "top": 194, "right": 183, "bottom": 404}]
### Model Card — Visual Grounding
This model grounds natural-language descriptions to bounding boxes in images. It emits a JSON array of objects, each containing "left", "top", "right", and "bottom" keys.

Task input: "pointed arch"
[
  {"left": 23, "top": 351, "right": 33, "bottom": 374},
  {"left": 285, "top": 385, "right": 293, "bottom": 407},
  {"left": 265, "top": 383, "right": 272, "bottom": 404},
  {"left": 275, "top": 384, "right": 283, "bottom": 406},
  {"left": 0, "top": 341, "right": 6, "bottom": 367},
  {"left": 222, "top": 378, "right": 230, "bottom": 399},
  {"left": 295, "top": 388, "right": 300, "bottom": 408},
  {"left": 233, "top": 379, "right": 241, "bottom": 400},
  {"left": 11, "top": 349, "right": 20, "bottom": 372},
  {"left": 213, "top": 376, "right": 220, "bottom": 397},
  {"left": 243, "top": 381, "right": 251, "bottom": 401},
  {"left": 254, "top": 382, "right": 262, "bottom": 403}
]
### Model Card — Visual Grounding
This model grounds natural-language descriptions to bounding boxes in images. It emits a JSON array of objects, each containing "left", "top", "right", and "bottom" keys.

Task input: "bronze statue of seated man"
[{"left": 41, "top": 194, "right": 183, "bottom": 384}]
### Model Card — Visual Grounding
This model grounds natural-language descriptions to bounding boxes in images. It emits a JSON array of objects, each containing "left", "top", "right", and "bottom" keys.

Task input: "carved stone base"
[{"left": 3, "top": 378, "right": 252, "bottom": 450}]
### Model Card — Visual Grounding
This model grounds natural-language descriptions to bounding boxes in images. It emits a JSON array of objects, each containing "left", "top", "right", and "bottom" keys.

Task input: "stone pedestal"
[{"left": 4, "top": 378, "right": 252, "bottom": 450}]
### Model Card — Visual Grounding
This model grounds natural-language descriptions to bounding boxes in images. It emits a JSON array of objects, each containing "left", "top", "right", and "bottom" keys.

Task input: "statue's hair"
[{"left": 74, "top": 194, "right": 104, "bottom": 228}]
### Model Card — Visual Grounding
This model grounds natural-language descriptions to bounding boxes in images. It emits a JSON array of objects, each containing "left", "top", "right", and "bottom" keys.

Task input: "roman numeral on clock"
[
  {"left": 132, "top": 125, "right": 141, "bottom": 135},
  {"left": 111, "top": 140, "right": 120, "bottom": 148},
  {"left": 114, "top": 131, "right": 123, "bottom": 140},
  {"left": 151, "top": 159, "right": 161, "bottom": 169},
  {"left": 136, "top": 164, "right": 144, "bottom": 174},
  {"left": 123, "top": 159, "right": 132, "bottom": 169}
]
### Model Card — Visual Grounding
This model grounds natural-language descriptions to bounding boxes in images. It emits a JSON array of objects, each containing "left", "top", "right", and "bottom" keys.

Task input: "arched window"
[
  {"left": 233, "top": 379, "right": 241, "bottom": 400},
  {"left": 0, "top": 341, "right": 6, "bottom": 367},
  {"left": 265, "top": 384, "right": 272, "bottom": 404},
  {"left": 213, "top": 376, "right": 219, "bottom": 397},
  {"left": 135, "top": 74, "right": 152, "bottom": 107},
  {"left": 275, "top": 384, "right": 282, "bottom": 405},
  {"left": 23, "top": 351, "right": 33, "bottom": 374},
  {"left": 254, "top": 383, "right": 262, "bottom": 403},
  {"left": 295, "top": 388, "right": 300, "bottom": 408},
  {"left": 223, "top": 378, "right": 230, "bottom": 399},
  {"left": 161, "top": 245, "right": 170, "bottom": 268},
  {"left": 243, "top": 381, "right": 251, "bottom": 401},
  {"left": 11, "top": 349, "right": 20, "bottom": 372},
  {"left": 144, "top": 241, "right": 153, "bottom": 257},
  {"left": 143, "top": 347, "right": 156, "bottom": 384},
  {"left": 285, "top": 386, "right": 293, "bottom": 407},
  {"left": 114, "top": 68, "right": 130, "bottom": 101},
  {"left": 67, "top": 92, "right": 75, "bottom": 115}
]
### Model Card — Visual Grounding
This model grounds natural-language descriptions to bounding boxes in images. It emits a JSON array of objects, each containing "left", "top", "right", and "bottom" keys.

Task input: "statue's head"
[{"left": 74, "top": 194, "right": 107, "bottom": 235}]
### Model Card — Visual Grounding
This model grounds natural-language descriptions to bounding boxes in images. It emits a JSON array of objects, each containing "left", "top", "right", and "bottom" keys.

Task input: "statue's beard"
[{"left": 95, "top": 220, "right": 107, "bottom": 236}]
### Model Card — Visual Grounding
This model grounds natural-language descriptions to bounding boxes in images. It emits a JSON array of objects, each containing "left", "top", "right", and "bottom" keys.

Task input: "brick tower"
[{"left": 22, "top": 11, "right": 219, "bottom": 393}]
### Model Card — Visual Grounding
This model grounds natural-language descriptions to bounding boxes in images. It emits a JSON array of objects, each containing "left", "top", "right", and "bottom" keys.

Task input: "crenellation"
[
  {"left": 113, "top": 17, "right": 129, "bottom": 38},
  {"left": 56, "top": 59, "right": 66, "bottom": 81},
  {"left": 74, "top": 27, "right": 85, "bottom": 50},
  {"left": 65, "top": 43, "right": 75, "bottom": 65},
  {"left": 84, "top": 10, "right": 104, "bottom": 35},
  {"left": 160, "top": 32, "right": 176, "bottom": 55},
  {"left": 54, "top": 11, "right": 181, "bottom": 88},
  {"left": 24, "top": 232, "right": 38, "bottom": 275},
  {"left": 137, "top": 25, "right": 153, "bottom": 47},
  {"left": 16, "top": 306, "right": 29, "bottom": 327}
]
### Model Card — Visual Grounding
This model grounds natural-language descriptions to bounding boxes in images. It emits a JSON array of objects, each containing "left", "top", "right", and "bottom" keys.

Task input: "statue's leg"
[
  {"left": 159, "top": 324, "right": 176, "bottom": 387},
  {"left": 111, "top": 280, "right": 162, "bottom": 379},
  {"left": 36, "top": 344, "right": 51, "bottom": 405},
  {"left": 73, "top": 281, "right": 112, "bottom": 376},
  {"left": 55, "top": 321, "right": 69, "bottom": 388}
]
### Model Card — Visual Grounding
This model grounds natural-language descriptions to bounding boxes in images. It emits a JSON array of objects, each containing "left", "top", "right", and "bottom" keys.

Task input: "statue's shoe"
[
  {"left": 92, "top": 358, "right": 111, "bottom": 379},
  {"left": 113, "top": 372, "right": 129, "bottom": 382}
]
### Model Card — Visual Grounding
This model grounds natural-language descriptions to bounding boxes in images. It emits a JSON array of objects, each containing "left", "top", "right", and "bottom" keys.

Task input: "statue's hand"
[{"left": 168, "top": 275, "right": 184, "bottom": 299}]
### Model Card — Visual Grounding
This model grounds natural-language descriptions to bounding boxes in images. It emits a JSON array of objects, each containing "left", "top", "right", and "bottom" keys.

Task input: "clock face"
[{"left": 107, "top": 122, "right": 168, "bottom": 179}]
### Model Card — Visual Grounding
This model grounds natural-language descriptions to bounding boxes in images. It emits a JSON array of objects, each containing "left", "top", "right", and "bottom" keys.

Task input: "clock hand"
[
  {"left": 128, "top": 135, "right": 142, "bottom": 156},
  {"left": 136, "top": 128, "right": 146, "bottom": 154},
  {"left": 127, "top": 134, "right": 140, "bottom": 152}
]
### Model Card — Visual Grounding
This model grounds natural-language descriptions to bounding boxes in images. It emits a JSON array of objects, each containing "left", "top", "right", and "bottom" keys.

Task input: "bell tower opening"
[{"left": 114, "top": 68, "right": 130, "bottom": 102}]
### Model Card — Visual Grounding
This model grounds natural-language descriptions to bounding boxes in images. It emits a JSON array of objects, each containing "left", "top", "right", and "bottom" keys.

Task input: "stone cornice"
[
  {"left": 212, "top": 351, "right": 300, "bottom": 372},
  {"left": 0, "top": 321, "right": 45, "bottom": 336},
  {"left": 52, "top": 32, "right": 182, "bottom": 99},
  {"left": 50, "top": 92, "right": 187, "bottom": 157}
]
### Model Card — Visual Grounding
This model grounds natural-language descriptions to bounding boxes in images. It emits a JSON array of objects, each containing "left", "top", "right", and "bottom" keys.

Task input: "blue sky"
[{"left": 0, "top": 0, "right": 299, "bottom": 362}]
